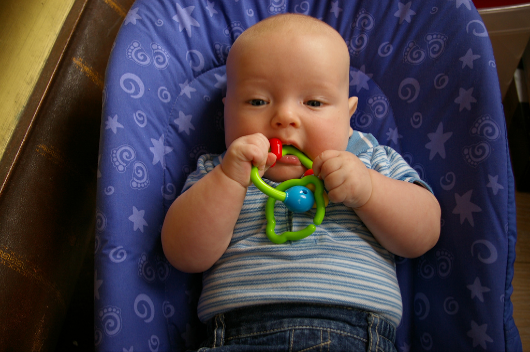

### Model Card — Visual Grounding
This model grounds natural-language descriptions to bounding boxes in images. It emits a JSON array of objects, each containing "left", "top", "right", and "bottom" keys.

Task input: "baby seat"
[{"left": 95, "top": 0, "right": 522, "bottom": 351}]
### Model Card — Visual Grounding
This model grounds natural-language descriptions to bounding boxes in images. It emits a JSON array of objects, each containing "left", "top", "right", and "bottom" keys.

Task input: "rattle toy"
[{"left": 250, "top": 138, "right": 327, "bottom": 244}]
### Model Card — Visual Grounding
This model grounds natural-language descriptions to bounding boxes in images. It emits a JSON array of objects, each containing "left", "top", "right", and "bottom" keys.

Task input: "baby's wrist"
[
  {"left": 217, "top": 163, "right": 251, "bottom": 190},
  {"left": 350, "top": 169, "right": 374, "bottom": 210}
]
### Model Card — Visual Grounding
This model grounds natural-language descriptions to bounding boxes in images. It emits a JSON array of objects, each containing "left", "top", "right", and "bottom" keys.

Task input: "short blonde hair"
[
  {"left": 227, "top": 14, "right": 350, "bottom": 79},
  {"left": 231, "top": 14, "right": 347, "bottom": 54}
]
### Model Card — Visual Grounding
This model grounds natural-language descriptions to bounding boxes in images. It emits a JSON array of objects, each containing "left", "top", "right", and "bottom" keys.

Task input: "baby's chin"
[{"left": 263, "top": 164, "right": 307, "bottom": 183}]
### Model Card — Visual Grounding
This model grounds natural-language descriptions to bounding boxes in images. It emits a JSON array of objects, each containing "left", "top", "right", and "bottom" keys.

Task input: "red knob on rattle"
[
  {"left": 303, "top": 169, "right": 314, "bottom": 177},
  {"left": 269, "top": 138, "right": 282, "bottom": 167}
]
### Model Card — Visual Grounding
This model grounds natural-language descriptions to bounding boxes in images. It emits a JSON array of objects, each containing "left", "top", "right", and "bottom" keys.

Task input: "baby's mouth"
[{"left": 269, "top": 138, "right": 307, "bottom": 169}]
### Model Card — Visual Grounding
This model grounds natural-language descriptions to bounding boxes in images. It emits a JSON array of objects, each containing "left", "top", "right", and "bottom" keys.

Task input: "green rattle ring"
[{"left": 250, "top": 140, "right": 327, "bottom": 244}]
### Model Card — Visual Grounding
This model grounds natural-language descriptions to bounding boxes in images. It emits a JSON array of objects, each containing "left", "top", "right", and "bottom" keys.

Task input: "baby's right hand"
[{"left": 220, "top": 133, "right": 277, "bottom": 187}]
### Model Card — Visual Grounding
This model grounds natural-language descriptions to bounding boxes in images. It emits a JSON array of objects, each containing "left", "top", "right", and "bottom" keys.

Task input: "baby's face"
[{"left": 224, "top": 28, "right": 357, "bottom": 182}]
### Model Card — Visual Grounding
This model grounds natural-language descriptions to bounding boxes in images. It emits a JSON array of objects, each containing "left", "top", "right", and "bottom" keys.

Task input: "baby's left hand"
[{"left": 312, "top": 150, "right": 372, "bottom": 209}]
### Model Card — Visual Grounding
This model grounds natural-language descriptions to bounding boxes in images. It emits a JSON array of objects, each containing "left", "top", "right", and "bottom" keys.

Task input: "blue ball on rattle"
[{"left": 284, "top": 186, "right": 315, "bottom": 213}]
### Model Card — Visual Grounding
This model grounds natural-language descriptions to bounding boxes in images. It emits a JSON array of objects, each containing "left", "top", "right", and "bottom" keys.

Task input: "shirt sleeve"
[
  {"left": 357, "top": 145, "right": 433, "bottom": 194},
  {"left": 181, "top": 153, "right": 222, "bottom": 193}
]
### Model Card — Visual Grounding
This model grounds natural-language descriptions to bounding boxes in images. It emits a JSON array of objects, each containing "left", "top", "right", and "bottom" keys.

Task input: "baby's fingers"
[
  {"left": 265, "top": 153, "right": 277, "bottom": 169},
  {"left": 222, "top": 134, "right": 272, "bottom": 186},
  {"left": 242, "top": 144, "right": 269, "bottom": 172},
  {"left": 312, "top": 150, "right": 342, "bottom": 179}
]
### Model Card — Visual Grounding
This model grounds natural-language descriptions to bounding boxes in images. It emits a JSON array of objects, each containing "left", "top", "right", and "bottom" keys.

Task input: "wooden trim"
[{"left": 0, "top": 0, "right": 90, "bottom": 197}]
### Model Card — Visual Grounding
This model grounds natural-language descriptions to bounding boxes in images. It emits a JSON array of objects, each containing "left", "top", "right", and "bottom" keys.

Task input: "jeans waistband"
[{"left": 206, "top": 303, "right": 396, "bottom": 348}]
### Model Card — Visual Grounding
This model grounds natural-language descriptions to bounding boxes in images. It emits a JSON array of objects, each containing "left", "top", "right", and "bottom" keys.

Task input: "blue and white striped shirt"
[{"left": 182, "top": 131, "right": 431, "bottom": 327}]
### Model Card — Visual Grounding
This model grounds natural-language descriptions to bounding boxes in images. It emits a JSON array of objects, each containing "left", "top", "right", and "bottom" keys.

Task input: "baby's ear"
[
  {"left": 348, "top": 96, "right": 358, "bottom": 116},
  {"left": 222, "top": 97, "right": 226, "bottom": 104}
]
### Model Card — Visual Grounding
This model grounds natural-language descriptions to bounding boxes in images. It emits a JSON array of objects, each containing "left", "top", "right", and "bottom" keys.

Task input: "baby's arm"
[
  {"left": 161, "top": 133, "right": 275, "bottom": 273},
  {"left": 312, "top": 150, "right": 440, "bottom": 258}
]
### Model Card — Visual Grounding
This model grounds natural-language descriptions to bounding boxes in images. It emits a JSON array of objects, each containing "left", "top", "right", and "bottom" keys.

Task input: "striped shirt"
[{"left": 182, "top": 132, "right": 431, "bottom": 327}]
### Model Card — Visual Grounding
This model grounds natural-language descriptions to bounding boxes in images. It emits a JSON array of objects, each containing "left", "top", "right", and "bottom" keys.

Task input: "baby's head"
[{"left": 224, "top": 14, "right": 358, "bottom": 182}]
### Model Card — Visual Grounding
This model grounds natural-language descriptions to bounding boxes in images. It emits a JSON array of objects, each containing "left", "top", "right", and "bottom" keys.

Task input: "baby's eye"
[
  {"left": 306, "top": 100, "right": 323, "bottom": 107},
  {"left": 249, "top": 99, "right": 267, "bottom": 106}
]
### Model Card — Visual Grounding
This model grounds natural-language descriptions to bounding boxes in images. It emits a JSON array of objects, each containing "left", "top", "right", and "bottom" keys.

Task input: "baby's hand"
[
  {"left": 312, "top": 151, "right": 372, "bottom": 209},
  {"left": 220, "top": 133, "right": 277, "bottom": 188}
]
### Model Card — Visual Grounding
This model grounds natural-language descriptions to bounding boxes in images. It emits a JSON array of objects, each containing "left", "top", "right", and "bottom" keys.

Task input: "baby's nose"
[{"left": 272, "top": 104, "right": 299, "bottom": 127}]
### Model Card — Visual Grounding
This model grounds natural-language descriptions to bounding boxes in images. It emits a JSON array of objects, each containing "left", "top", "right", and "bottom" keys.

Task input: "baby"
[{"left": 162, "top": 14, "right": 440, "bottom": 351}]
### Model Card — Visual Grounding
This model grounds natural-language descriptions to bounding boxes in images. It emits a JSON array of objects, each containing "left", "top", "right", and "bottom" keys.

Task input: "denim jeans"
[{"left": 193, "top": 303, "right": 397, "bottom": 352}]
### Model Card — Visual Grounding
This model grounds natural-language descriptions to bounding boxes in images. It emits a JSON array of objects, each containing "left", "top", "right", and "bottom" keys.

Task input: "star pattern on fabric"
[
  {"left": 214, "top": 73, "right": 227, "bottom": 90},
  {"left": 467, "top": 321, "right": 493, "bottom": 349},
  {"left": 123, "top": 347, "right": 133, "bottom": 352},
  {"left": 453, "top": 190, "right": 482, "bottom": 226},
  {"left": 394, "top": 2, "right": 416, "bottom": 24},
  {"left": 467, "top": 277, "right": 491, "bottom": 302},
  {"left": 330, "top": 1, "right": 342, "bottom": 18},
  {"left": 399, "top": 343, "right": 410, "bottom": 352},
  {"left": 129, "top": 206, "right": 148, "bottom": 232},
  {"left": 459, "top": 48, "right": 481, "bottom": 69},
  {"left": 149, "top": 135, "right": 173, "bottom": 168},
  {"left": 181, "top": 323, "right": 195, "bottom": 348},
  {"left": 425, "top": 122, "right": 453, "bottom": 160},
  {"left": 174, "top": 111, "right": 195, "bottom": 135},
  {"left": 456, "top": 0, "right": 472, "bottom": 10},
  {"left": 205, "top": 1, "right": 218, "bottom": 17},
  {"left": 350, "top": 65, "right": 372, "bottom": 93},
  {"left": 185, "top": 286, "right": 198, "bottom": 304},
  {"left": 454, "top": 87, "right": 477, "bottom": 111},
  {"left": 173, "top": 3, "right": 200, "bottom": 38},
  {"left": 179, "top": 80, "right": 197, "bottom": 98},
  {"left": 105, "top": 115, "right": 124, "bottom": 134},
  {"left": 486, "top": 175, "right": 504, "bottom": 195},
  {"left": 386, "top": 127, "right": 403, "bottom": 145},
  {"left": 94, "top": 270, "right": 103, "bottom": 300},
  {"left": 124, "top": 7, "right": 142, "bottom": 26}
]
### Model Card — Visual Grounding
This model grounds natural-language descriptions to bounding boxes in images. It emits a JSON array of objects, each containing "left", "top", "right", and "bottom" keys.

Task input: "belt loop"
[
  {"left": 212, "top": 313, "right": 225, "bottom": 348},
  {"left": 367, "top": 313, "right": 380, "bottom": 352}
]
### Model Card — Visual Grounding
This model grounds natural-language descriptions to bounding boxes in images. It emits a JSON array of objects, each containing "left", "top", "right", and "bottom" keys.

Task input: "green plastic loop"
[
  {"left": 265, "top": 175, "right": 326, "bottom": 244},
  {"left": 249, "top": 146, "right": 314, "bottom": 201},
  {"left": 250, "top": 146, "right": 326, "bottom": 244}
]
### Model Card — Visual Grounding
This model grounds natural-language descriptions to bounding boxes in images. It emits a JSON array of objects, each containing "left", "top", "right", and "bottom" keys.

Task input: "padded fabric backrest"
[{"left": 95, "top": 1, "right": 521, "bottom": 351}]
